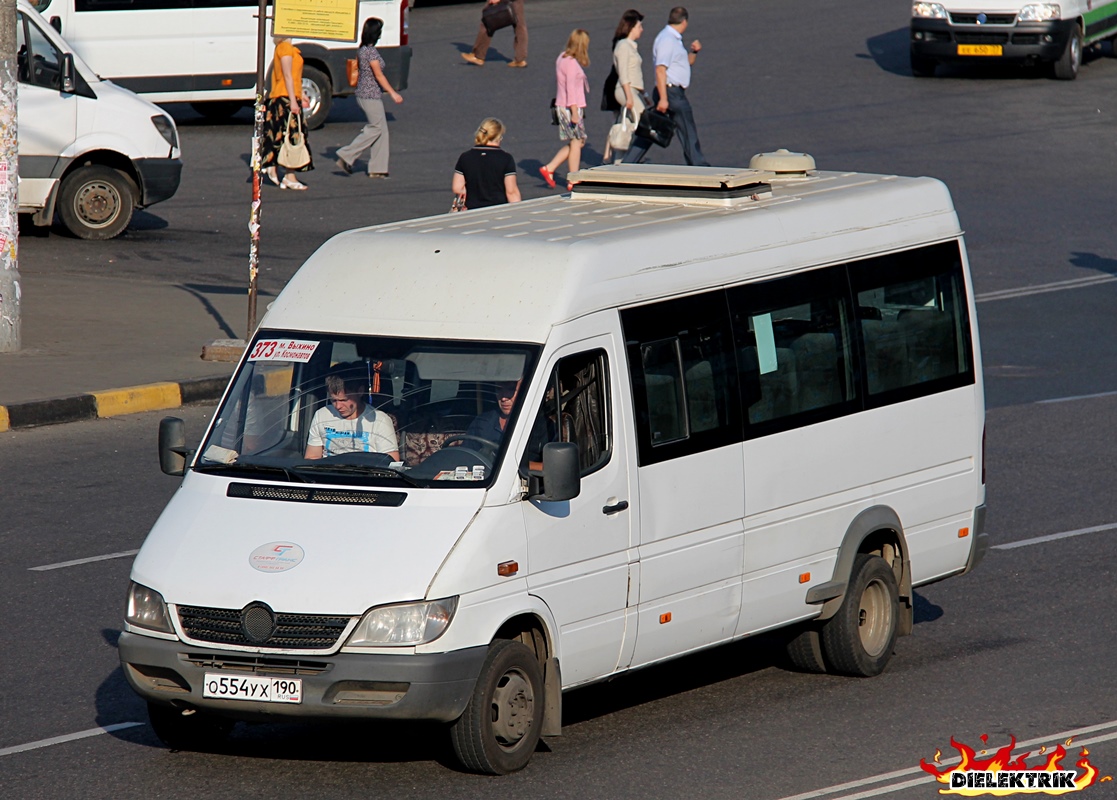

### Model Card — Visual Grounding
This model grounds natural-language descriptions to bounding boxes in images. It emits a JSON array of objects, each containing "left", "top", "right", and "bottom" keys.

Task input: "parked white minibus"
[
  {"left": 30, "top": 0, "right": 412, "bottom": 128},
  {"left": 121, "top": 156, "right": 988, "bottom": 774},
  {"left": 16, "top": 0, "right": 182, "bottom": 239}
]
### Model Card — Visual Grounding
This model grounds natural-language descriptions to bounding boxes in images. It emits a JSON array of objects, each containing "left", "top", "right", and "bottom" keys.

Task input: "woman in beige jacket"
[{"left": 610, "top": 10, "right": 646, "bottom": 162}]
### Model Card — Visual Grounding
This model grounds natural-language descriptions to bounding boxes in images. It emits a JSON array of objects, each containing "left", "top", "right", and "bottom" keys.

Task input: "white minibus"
[
  {"left": 16, "top": 0, "right": 182, "bottom": 239},
  {"left": 121, "top": 155, "right": 988, "bottom": 774},
  {"left": 30, "top": 0, "right": 412, "bottom": 128}
]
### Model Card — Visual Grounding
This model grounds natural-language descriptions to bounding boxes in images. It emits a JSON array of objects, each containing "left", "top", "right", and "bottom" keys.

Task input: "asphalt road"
[{"left": 5, "top": 0, "right": 1117, "bottom": 796}]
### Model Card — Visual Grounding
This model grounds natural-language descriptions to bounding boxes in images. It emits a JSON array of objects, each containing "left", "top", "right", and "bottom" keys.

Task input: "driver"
[
  {"left": 304, "top": 374, "right": 400, "bottom": 461},
  {"left": 462, "top": 380, "right": 520, "bottom": 446}
]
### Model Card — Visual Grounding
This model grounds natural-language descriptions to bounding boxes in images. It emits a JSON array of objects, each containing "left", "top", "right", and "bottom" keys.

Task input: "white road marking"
[
  {"left": 29, "top": 550, "right": 139, "bottom": 572},
  {"left": 775, "top": 719, "right": 1117, "bottom": 800},
  {"left": 975, "top": 274, "right": 1117, "bottom": 303},
  {"left": 0, "top": 722, "right": 144, "bottom": 757},
  {"left": 992, "top": 522, "right": 1117, "bottom": 551},
  {"left": 1036, "top": 389, "right": 1117, "bottom": 405}
]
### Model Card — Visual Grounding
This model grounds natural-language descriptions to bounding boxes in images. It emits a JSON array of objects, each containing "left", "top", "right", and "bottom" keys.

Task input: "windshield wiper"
[
  {"left": 290, "top": 463, "right": 422, "bottom": 487},
  {"left": 193, "top": 462, "right": 306, "bottom": 482}
]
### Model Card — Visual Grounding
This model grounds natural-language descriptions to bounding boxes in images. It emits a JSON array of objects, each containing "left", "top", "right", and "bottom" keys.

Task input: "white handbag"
[{"left": 607, "top": 108, "right": 637, "bottom": 152}]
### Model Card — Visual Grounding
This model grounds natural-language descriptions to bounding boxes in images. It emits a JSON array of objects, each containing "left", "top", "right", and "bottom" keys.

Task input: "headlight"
[
  {"left": 912, "top": 2, "right": 948, "bottom": 18},
  {"left": 346, "top": 597, "right": 458, "bottom": 647},
  {"left": 1018, "top": 3, "right": 1061, "bottom": 21},
  {"left": 126, "top": 582, "right": 174, "bottom": 634},
  {"left": 150, "top": 114, "right": 178, "bottom": 149}
]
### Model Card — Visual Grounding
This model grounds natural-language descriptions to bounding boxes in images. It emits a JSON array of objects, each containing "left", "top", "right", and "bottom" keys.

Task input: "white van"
[
  {"left": 120, "top": 157, "right": 988, "bottom": 774},
  {"left": 910, "top": 0, "right": 1117, "bottom": 78},
  {"left": 16, "top": 0, "right": 182, "bottom": 240},
  {"left": 32, "top": 0, "right": 412, "bottom": 129}
]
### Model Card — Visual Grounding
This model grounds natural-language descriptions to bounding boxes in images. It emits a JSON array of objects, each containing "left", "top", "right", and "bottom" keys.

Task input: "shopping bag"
[
  {"left": 278, "top": 112, "right": 311, "bottom": 169},
  {"left": 607, "top": 108, "right": 637, "bottom": 151},
  {"left": 346, "top": 58, "right": 358, "bottom": 87}
]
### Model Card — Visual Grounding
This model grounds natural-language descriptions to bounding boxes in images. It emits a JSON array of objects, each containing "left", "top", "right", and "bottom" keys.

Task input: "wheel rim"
[
  {"left": 857, "top": 577, "right": 893, "bottom": 658},
  {"left": 73, "top": 180, "right": 122, "bottom": 229},
  {"left": 1072, "top": 37, "right": 1081, "bottom": 70},
  {"left": 301, "top": 77, "right": 322, "bottom": 121},
  {"left": 489, "top": 667, "right": 534, "bottom": 749}
]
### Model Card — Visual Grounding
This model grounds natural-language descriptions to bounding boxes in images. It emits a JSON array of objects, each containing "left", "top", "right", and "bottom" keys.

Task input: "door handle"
[{"left": 602, "top": 500, "right": 629, "bottom": 515}]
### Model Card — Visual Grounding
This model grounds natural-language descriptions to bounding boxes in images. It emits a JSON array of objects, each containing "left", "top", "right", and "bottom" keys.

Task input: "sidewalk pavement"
[{"left": 0, "top": 270, "right": 259, "bottom": 432}]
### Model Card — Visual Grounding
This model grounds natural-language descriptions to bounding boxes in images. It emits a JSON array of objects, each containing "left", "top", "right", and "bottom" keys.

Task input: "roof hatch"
[{"left": 567, "top": 164, "right": 776, "bottom": 206}]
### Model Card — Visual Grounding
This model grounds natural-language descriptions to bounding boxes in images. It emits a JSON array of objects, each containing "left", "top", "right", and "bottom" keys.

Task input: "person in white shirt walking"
[{"left": 623, "top": 6, "right": 710, "bottom": 166}]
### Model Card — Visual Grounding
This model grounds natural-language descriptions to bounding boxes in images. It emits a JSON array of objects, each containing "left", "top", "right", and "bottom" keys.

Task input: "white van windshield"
[{"left": 197, "top": 331, "right": 540, "bottom": 488}]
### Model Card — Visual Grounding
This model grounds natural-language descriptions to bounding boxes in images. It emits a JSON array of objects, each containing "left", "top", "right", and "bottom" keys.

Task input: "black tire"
[
  {"left": 449, "top": 640, "right": 544, "bottom": 775},
  {"left": 785, "top": 624, "right": 828, "bottom": 673},
  {"left": 190, "top": 101, "right": 247, "bottom": 120},
  {"left": 1053, "top": 23, "right": 1082, "bottom": 80},
  {"left": 147, "top": 703, "right": 234, "bottom": 751},
  {"left": 57, "top": 165, "right": 136, "bottom": 240},
  {"left": 301, "top": 65, "right": 332, "bottom": 130},
  {"left": 910, "top": 53, "right": 937, "bottom": 77},
  {"left": 1109, "top": 35, "right": 1117, "bottom": 58},
  {"left": 820, "top": 554, "right": 899, "bottom": 677}
]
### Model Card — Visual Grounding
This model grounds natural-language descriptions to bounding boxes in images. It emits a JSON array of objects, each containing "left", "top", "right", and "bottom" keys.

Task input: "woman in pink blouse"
[{"left": 540, "top": 29, "right": 590, "bottom": 192}]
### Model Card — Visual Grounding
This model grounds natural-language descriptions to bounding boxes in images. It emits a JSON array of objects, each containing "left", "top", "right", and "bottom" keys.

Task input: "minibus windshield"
[{"left": 197, "top": 330, "right": 540, "bottom": 488}]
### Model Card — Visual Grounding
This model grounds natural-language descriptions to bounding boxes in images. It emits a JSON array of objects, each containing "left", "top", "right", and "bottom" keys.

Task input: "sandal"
[
  {"left": 280, "top": 176, "right": 308, "bottom": 191},
  {"left": 263, "top": 167, "right": 280, "bottom": 187},
  {"left": 539, "top": 166, "right": 556, "bottom": 189}
]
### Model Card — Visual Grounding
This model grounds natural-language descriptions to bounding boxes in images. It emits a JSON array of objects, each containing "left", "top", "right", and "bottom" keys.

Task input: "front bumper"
[
  {"left": 134, "top": 158, "right": 183, "bottom": 207},
  {"left": 911, "top": 18, "right": 1075, "bottom": 62},
  {"left": 119, "top": 631, "right": 487, "bottom": 723}
]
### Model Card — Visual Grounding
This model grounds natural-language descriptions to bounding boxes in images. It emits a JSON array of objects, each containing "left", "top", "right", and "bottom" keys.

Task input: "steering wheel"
[{"left": 441, "top": 434, "right": 500, "bottom": 458}]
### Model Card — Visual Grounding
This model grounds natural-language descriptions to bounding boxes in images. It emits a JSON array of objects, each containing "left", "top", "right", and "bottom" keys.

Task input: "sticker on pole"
[{"left": 247, "top": 339, "right": 320, "bottom": 362}]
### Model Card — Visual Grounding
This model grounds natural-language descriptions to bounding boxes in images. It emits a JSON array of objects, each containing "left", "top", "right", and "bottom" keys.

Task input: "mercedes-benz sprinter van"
[{"left": 121, "top": 157, "right": 988, "bottom": 773}]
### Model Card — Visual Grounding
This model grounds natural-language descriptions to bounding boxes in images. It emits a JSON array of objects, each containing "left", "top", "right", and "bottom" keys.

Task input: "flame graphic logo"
[{"left": 920, "top": 735, "right": 1111, "bottom": 795}]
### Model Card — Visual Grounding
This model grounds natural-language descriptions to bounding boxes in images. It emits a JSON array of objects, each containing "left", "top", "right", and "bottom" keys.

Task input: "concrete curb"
[{"left": 0, "top": 375, "right": 230, "bottom": 433}]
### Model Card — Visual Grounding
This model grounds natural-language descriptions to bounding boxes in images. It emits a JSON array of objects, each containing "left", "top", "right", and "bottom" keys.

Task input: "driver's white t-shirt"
[{"left": 307, "top": 405, "right": 397, "bottom": 456}]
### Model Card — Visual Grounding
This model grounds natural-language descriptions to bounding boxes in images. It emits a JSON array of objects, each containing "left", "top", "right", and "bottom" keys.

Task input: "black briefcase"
[
  {"left": 636, "top": 108, "right": 675, "bottom": 148},
  {"left": 482, "top": 0, "right": 516, "bottom": 36}
]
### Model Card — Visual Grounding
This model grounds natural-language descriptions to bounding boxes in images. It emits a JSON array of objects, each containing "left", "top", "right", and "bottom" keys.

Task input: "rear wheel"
[
  {"left": 301, "top": 65, "right": 332, "bottom": 129},
  {"left": 1053, "top": 23, "right": 1082, "bottom": 80},
  {"left": 147, "top": 703, "right": 234, "bottom": 751},
  {"left": 449, "top": 640, "right": 544, "bottom": 774},
  {"left": 820, "top": 554, "right": 899, "bottom": 677},
  {"left": 57, "top": 165, "right": 136, "bottom": 240}
]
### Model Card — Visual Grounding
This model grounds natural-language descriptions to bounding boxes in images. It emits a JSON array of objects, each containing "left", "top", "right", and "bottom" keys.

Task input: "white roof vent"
[
  {"left": 568, "top": 164, "right": 774, "bottom": 206},
  {"left": 748, "top": 149, "right": 816, "bottom": 178}
]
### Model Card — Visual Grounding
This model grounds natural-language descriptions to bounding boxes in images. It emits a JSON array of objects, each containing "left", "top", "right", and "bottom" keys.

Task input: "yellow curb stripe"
[
  {"left": 93, "top": 383, "right": 183, "bottom": 418},
  {"left": 0, "top": 406, "right": 9, "bottom": 433}
]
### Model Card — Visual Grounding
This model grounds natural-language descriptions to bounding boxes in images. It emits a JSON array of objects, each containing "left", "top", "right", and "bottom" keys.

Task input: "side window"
[
  {"left": 622, "top": 291, "right": 741, "bottom": 466},
  {"left": 17, "top": 14, "right": 63, "bottom": 90},
  {"left": 523, "top": 350, "right": 611, "bottom": 476},
  {"left": 849, "top": 241, "right": 973, "bottom": 403},
  {"left": 728, "top": 265, "right": 858, "bottom": 437}
]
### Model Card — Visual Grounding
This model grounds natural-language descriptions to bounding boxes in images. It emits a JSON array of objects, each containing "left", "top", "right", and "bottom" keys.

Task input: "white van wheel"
[
  {"left": 1053, "top": 24, "right": 1082, "bottom": 80},
  {"left": 819, "top": 554, "right": 899, "bottom": 677},
  {"left": 58, "top": 165, "right": 136, "bottom": 240},
  {"left": 449, "top": 640, "right": 544, "bottom": 774},
  {"left": 301, "top": 65, "right": 332, "bottom": 130}
]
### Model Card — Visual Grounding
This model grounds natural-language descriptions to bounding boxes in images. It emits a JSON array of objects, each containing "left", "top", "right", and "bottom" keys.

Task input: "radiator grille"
[
  {"left": 178, "top": 605, "right": 351, "bottom": 649},
  {"left": 184, "top": 653, "right": 332, "bottom": 675},
  {"left": 955, "top": 32, "right": 1010, "bottom": 44},
  {"left": 950, "top": 12, "right": 1016, "bottom": 25},
  {"left": 227, "top": 482, "right": 406, "bottom": 507}
]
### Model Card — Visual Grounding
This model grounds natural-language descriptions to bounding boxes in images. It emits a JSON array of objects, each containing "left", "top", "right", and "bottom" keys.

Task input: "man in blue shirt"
[{"left": 624, "top": 6, "right": 710, "bottom": 167}]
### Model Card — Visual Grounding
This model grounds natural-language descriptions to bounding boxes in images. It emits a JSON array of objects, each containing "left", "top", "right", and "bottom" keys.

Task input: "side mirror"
[
  {"left": 528, "top": 442, "right": 580, "bottom": 502},
  {"left": 60, "top": 52, "right": 75, "bottom": 94},
  {"left": 50, "top": 16, "right": 62, "bottom": 34},
  {"left": 158, "top": 417, "right": 188, "bottom": 476}
]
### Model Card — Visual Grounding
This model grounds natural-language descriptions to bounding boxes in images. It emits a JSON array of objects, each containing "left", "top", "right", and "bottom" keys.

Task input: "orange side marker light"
[
  {"left": 659, "top": 612, "right": 672, "bottom": 624},
  {"left": 799, "top": 572, "right": 811, "bottom": 584},
  {"left": 958, "top": 527, "right": 970, "bottom": 538},
  {"left": 496, "top": 560, "right": 518, "bottom": 577}
]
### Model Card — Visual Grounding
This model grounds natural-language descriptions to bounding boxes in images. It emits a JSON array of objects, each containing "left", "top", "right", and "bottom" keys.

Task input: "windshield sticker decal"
[
  {"left": 249, "top": 542, "right": 306, "bottom": 573},
  {"left": 248, "top": 339, "right": 321, "bottom": 362}
]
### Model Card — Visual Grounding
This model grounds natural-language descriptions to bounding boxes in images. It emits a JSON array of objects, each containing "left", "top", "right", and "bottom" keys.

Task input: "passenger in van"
[
  {"left": 462, "top": 380, "right": 520, "bottom": 445},
  {"left": 304, "top": 375, "right": 400, "bottom": 461},
  {"left": 262, "top": 36, "right": 314, "bottom": 191}
]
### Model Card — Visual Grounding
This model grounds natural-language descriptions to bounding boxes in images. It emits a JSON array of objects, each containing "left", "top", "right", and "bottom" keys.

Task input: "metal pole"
[
  {"left": 0, "top": 0, "right": 20, "bottom": 353},
  {"left": 247, "top": 0, "right": 268, "bottom": 338}
]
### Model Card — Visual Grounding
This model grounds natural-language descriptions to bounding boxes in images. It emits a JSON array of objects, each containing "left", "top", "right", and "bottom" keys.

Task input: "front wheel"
[
  {"left": 57, "top": 165, "right": 137, "bottom": 240},
  {"left": 820, "top": 554, "right": 899, "bottom": 677},
  {"left": 910, "top": 52, "right": 937, "bottom": 77},
  {"left": 1053, "top": 24, "right": 1082, "bottom": 80},
  {"left": 301, "top": 65, "right": 332, "bottom": 130},
  {"left": 449, "top": 640, "right": 544, "bottom": 774}
]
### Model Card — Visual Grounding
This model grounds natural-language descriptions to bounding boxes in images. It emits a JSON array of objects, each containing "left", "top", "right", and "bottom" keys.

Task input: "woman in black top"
[{"left": 451, "top": 118, "right": 522, "bottom": 210}]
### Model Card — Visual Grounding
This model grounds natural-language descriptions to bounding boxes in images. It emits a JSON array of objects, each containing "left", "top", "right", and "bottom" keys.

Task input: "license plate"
[
  {"left": 202, "top": 673, "right": 302, "bottom": 704},
  {"left": 957, "top": 44, "right": 1003, "bottom": 56}
]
